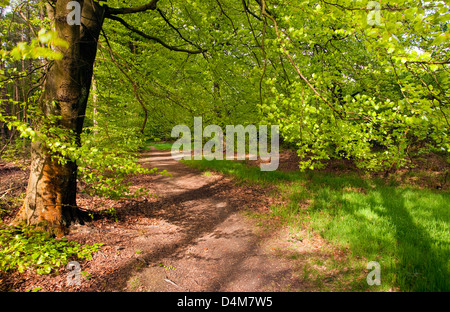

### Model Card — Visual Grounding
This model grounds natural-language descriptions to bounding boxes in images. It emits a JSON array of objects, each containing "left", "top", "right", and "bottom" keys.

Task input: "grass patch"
[
  {"left": 183, "top": 158, "right": 450, "bottom": 292},
  {"left": 146, "top": 141, "right": 174, "bottom": 151},
  {"left": 184, "top": 158, "right": 298, "bottom": 187}
]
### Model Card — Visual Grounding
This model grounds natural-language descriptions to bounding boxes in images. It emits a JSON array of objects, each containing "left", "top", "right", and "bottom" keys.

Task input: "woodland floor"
[
  {"left": 0, "top": 147, "right": 335, "bottom": 292},
  {"left": 0, "top": 146, "right": 448, "bottom": 292}
]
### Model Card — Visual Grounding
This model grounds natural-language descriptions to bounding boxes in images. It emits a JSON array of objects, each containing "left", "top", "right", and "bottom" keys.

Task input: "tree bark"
[
  {"left": 92, "top": 76, "right": 99, "bottom": 136},
  {"left": 14, "top": 1, "right": 105, "bottom": 235}
]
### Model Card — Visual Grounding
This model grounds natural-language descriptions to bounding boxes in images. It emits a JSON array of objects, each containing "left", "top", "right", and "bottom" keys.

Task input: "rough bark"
[{"left": 14, "top": 1, "right": 105, "bottom": 235}]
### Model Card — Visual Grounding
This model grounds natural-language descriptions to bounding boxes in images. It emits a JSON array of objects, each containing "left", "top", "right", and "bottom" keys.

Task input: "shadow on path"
[{"left": 88, "top": 148, "right": 307, "bottom": 292}]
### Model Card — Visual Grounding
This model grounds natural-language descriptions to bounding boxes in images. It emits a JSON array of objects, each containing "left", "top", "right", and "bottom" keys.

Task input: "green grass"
[
  {"left": 182, "top": 158, "right": 450, "bottom": 292},
  {"left": 146, "top": 141, "right": 174, "bottom": 151}
]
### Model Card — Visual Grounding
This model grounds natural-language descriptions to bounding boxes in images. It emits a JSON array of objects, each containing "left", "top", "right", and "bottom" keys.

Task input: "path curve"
[{"left": 122, "top": 147, "right": 304, "bottom": 292}]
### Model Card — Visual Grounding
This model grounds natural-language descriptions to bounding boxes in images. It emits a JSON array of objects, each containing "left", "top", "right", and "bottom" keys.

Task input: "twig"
[
  {"left": 0, "top": 186, "right": 19, "bottom": 200},
  {"left": 164, "top": 277, "right": 184, "bottom": 289}
]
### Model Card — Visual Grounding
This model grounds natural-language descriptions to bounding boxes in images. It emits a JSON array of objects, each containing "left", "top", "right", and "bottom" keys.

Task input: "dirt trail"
[
  {"left": 4, "top": 145, "right": 448, "bottom": 293},
  {"left": 109, "top": 147, "right": 305, "bottom": 292},
  {"left": 1, "top": 147, "right": 310, "bottom": 291},
  {"left": 4, "top": 146, "right": 445, "bottom": 292}
]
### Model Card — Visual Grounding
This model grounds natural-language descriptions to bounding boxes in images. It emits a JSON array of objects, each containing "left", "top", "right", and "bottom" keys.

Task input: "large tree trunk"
[{"left": 14, "top": 1, "right": 105, "bottom": 235}]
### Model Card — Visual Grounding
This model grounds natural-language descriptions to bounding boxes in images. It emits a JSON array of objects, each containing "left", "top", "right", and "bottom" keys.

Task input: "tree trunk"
[
  {"left": 14, "top": 1, "right": 105, "bottom": 235},
  {"left": 92, "top": 76, "right": 99, "bottom": 137},
  {"left": 0, "top": 61, "right": 8, "bottom": 146}
]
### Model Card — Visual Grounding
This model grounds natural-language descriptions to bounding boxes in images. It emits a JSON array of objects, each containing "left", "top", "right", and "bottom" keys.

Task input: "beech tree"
[{"left": 11, "top": 0, "right": 206, "bottom": 234}]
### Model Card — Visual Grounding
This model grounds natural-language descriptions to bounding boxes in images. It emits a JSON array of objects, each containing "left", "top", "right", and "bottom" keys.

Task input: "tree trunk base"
[
  {"left": 12, "top": 204, "right": 90, "bottom": 236},
  {"left": 13, "top": 145, "right": 90, "bottom": 236}
]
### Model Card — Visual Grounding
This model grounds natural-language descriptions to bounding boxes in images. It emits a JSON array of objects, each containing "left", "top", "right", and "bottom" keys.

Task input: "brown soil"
[{"left": 0, "top": 147, "right": 324, "bottom": 292}]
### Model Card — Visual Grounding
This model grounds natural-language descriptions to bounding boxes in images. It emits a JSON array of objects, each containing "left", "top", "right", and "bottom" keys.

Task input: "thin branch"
[
  {"left": 244, "top": 2, "right": 261, "bottom": 48},
  {"left": 242, "top": 0, "right": 262, "bottom": 21},
  {"left": 404, "top": 62, "right": 450, "bottom": 128},
  {"left": 100, "top": 31, "right": 148, "bottom": 134},
  {"left": 389, "top": 57, "right": 413, "bottom": 107},
  {"left": 0, "top": 61, "right": 51, "bottom": 84},
  {"left": 216, "top": 0, "right": 237, "bottom": 34},
  {"left": 107, "top": 15, "right": 206, "bottom": 55},
  {"left": 405, "top": 60, "right": 450, "bottom": 65},
  {"left": 320, "top": 0, "right": 434, "bottom": 11},
  {"left": 259, "top": 0, "right": 339, "bottom": 117},
  {"left": 105, "top": 0, "right": 160, "bottom": 16},
  {"left": 156, "top": 8, "right": 199, "bottom": 47},
  {"left": 17, "top": 8, "right": 39, "bottom": 40},
  {"left": 98, "top": 36, "right": 196, "bottom": 129},
  {"left": 0, "top": 130, "right": 16, "bottom": 157},
  {"left": 258, "top": 14, "right": 267, "bottom": 108}
]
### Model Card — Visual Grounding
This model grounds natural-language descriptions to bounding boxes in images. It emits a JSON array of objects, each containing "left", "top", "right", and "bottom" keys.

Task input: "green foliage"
[
  {"left": 7, "top": 29, "right": 67, "bottom": 61},
  {"left": 1, "top": 0, "right": 448, "bottom": 291},
  {"left": 2, "top": 0, "right": 448, "bottom": 178},
  {"left": 0, "top": 28, "right": 65, "bottom": 64},
  {"left": 185, "top": 158, "right": 450, "bottom": 291},
  {"left": 257, "top": 0, "right": 450, "bottom": 171},
  {"left": 75, "top": 142, "right": 158, "bottom": 199},
  {"left": 93, "top": 0, "right": 262, "bottom": 142},
  {"left": 3, "top": 109, "right": 159, "bottom": 199},
  {"left": 4, "top": 0, "right": 447, "bottom": 194},
  {"left": 86, "top": 0, "right": 450, "bottom": 172},
  {"left": 0, "top": 223, "right": 102, "bottom": 275},
  {"left": 101, "top": 208, "right": 118, "bottom": 222}
]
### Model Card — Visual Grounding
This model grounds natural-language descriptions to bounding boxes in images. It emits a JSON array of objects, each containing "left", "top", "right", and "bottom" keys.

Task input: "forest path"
[
  {"left": 0, "top": 147, "right": 319, "bottom": 292},
  {"left": 115, "top": 146, "right": 307, "bottom": 292}
]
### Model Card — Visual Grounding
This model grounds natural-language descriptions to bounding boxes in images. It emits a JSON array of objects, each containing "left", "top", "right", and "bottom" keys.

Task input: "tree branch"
[
  {"left": 242, "top": 0, "right": 262, "bottom": 21},
  {"left": 320, "top": 0, "right": 434, "bottom": 11},
  {"left": 156, "top": 8, "right": 199, "bottom": 48},
  {"left": 106, "top": 15, "right": 205, "bottom": 54},
  {"left": 405, "top": 60, "right": 450, "bottom": 65},
  {"left": 105, "top": 0, "right": 160, "bottom": 16},
  {"left": 100, "top": 30, "right": 148, "bottom": 134},
  {"left": 216, "top": 0, "right": 237, "bottom": 34}
]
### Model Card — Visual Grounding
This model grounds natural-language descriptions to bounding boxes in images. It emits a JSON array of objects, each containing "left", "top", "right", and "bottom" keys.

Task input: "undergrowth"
[{"left": 0, "top": 223, "right": 102, "bottom": 275}]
